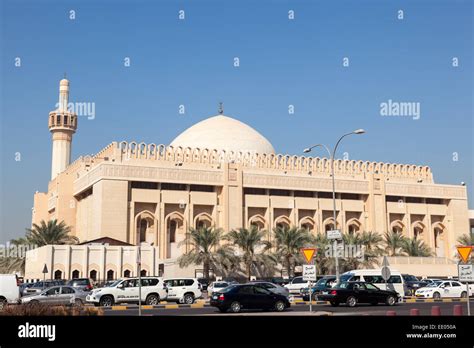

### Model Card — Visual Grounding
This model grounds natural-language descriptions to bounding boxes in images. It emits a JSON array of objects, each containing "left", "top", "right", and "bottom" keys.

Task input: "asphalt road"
[{"left": 103, "top": 299, "right": 474, "bottom": 316}]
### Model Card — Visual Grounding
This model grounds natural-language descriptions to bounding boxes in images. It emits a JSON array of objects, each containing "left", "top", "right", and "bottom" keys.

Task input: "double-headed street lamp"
[{"left": 303, "top": 129, "right": 366, "bottom": 283}]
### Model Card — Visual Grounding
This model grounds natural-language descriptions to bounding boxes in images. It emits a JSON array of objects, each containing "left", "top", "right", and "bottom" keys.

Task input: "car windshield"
[
  {"left": 336, "top": 282, "right": 351, "bottom": 289},
  {"left": 219, "top": 285, "right": 238, "bottom": 293},
  {"left": 426, "top": 281, "right": 442, "bottom": 287},
  {"left": 404, "top": 275, "right": 418, "bottom": 281},
  {"left": 339, "top": 274, "right": 353, "bottom": 282},
  {"left": 213, "top": 282, "right": 228, "bottom": 288},
  {"left": 108, "top": 280, "right": 123, "bottom": 287}
]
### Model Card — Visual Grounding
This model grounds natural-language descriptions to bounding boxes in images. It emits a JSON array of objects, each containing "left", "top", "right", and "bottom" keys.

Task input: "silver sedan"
[{"left": 21, "top": 285, "right": 89, "bottom": 306}]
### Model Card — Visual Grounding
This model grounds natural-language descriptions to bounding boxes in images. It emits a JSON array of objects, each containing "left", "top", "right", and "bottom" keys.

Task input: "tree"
[
  {"left": 384, "top": 231, "right": 407, "bottom": 256},
  {"left": 455, "top": 233, "right": 473, "bottom": 262},
  {"left": 178, "top": 227, "right": 236, "bottom": 279},
  {"left": 226, "top": 226, "right": 275, "bottom": 280},
  {"left": 402, "top": 237, "right": 433, "bottom": 257},
  {"left": 339, "top": 231, "right": 384, "bottom": 272},
  {"left": 0, "top": 220, "right": 77, "bottom": 275},
  {"left": 273, "top": 226, "right": 312, "bottom": 278},
  {"left": 26, "top": 220, "right": 79, "bottom": 246}
]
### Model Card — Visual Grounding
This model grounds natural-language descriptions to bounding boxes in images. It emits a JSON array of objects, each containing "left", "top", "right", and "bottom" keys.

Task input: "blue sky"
[{"left": 1, "top": 0, "right": 472, "bottom": 243}]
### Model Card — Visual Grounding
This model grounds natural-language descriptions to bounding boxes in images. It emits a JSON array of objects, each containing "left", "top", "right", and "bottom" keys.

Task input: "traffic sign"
[
  {"left": 327, "top": 230, "right": 341, "bottom": 240},
  {"left": 458, "top": 264, "right": 474, "bottom": 282},
  {"left": 382, "top": 256, "right": 390, "bottom": 268},
  {"left": 301, "top": 248, "right": 316, "bottom": 264},
  {"left": 381, "top": 266, "right": 391, "bottom": 281},
  {"left": 42, "top": 264, "right": 48, "bottom": 274},
  {"left": 456, "top": 246, "right": 472, "bottom": 263},
  {"left": 303, "top": 265, "right": 317, "bottom": 281}
]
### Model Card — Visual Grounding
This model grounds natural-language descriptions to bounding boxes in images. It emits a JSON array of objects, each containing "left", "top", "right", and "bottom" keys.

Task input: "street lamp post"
[{"left": 304, "top": 129, "right": 365, "bottom": 284}]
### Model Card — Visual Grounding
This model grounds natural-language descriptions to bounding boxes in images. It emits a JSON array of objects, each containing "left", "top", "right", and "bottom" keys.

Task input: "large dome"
[{"left": 170, "top": 115, "right": 275, "bottom": 154}]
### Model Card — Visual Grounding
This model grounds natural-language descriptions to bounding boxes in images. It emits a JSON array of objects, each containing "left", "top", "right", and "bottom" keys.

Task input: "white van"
[
  {"left": 0, "top": 274, "right": 20, "bottom": 309},
  {"left": 340, "top": 269, "right": 405, "bottom": 297}
]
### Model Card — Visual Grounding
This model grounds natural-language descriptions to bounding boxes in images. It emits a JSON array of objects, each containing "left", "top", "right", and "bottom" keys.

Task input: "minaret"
[{"left": 48, "top": 78, "right": 77, "bottom": 179}]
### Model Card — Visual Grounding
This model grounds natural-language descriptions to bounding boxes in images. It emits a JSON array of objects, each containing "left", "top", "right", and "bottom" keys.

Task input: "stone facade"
[{"left": 25, "top": 80, "right": 472, "bottom": 281}]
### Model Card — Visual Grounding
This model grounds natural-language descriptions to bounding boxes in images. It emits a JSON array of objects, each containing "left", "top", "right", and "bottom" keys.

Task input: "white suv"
[
  {"left": 86, "top": 277, "right": 167, "bottom": 307},
  {"left": 164, "top": 278, "right": 202, "bottom": 304}
]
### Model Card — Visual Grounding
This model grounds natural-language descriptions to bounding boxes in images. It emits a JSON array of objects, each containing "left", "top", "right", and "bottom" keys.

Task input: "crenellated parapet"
[{"left": 92, "top": 141, "right": 434, "bottom": 183}]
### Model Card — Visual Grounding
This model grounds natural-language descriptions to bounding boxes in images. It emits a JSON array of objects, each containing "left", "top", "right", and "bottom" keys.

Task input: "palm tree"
[
  {"left": 455, "top": 233, "right": 473, "bottom": 262},
  {"left": 226, "top": 226, "right": 275, "bottom": 280},
  {"left": 273, "top": 226, "right": 313, "bottom": 278},
  {"left": 339, "top": 231, "right": 384, "bottom": 272},
  {"left": 178, "top": 227, "right": 236, "bottom": 279},
  {"left": 384, "top": 231, "right": 407, "bottom": 256},
  {"left": 26, "top": 220, "right": 78, "bottom": 246},
  {"left": 402, "top": 237, "right": 433, "bottom": 257},
  {"left": 313, "top": 232, "right": 334, "bottom": 275},
  {"left": 0, "top": 237, "right": 28, "bottom": 274}
]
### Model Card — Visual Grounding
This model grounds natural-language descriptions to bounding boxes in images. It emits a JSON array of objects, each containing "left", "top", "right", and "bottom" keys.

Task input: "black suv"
[{"left": 402, "top": 274, "right": 428, "bottom": 296}]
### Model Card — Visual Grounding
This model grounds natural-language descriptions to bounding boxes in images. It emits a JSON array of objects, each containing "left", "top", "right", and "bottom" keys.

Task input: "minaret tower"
[{"left": 48, "top": 78, "right": 77, "bottom": 180}]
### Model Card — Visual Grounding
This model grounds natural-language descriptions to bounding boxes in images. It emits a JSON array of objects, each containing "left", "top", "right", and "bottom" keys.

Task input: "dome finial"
[{"left": 218, "top": 102, "right": 224, "bottom": 115}]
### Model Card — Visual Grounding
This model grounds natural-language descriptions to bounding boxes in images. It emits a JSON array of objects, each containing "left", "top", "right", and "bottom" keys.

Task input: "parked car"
[
  {"left": 256, "top": 277, "right": 286, "bottom": 286},
  {"left": 284, "top": 276, "right": 312, "bottom": 294},
  {"left": 86, "top": 277, "right": 167, "bottom": 307},
  {"left": 0, "top": 274, "right": 21, "bottom": 310},
  {"left": 197, "top": 278, "right": 211, "bottom": 291},
  {"left": 402, "top": 274, "right": 429, "bottom": 296},
  {"left": 21, "top": 285, "right": 88, "bottom": 306},
  {"left": 19, "top": 283, "right": 35, "bottom": 296},
  {"left": 318, "top": 281, "right": 400, "bottom": 307},
  {"left": 415, "top": 280, "right": 470, "bottom": 299},
  {"left": 210, "top": 284, "right": 291, "bottom": 313},
  {"left": 164, "top": 278, "right": 202, "bottom": 304},
  {"left": 66, "top": 278, "right": 94, "bottom": 292},
  {"left": 208, "top": 281, "right": 234, "bottom": 297},
  {"left": 340, "top": 269, "right": 405, "bottom": 297},
  {"left": 301, "top": 276, "right": 337, "bottom": 301},
  {"left": 22, "top": 280, "right": 65, "bottom": 296},
  {"left": 250, "top": 281, "right": 289, "bottom": 297}
]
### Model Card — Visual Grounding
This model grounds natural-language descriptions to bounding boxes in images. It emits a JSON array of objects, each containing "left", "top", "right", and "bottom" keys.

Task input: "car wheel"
[
  {"left": 230, "top": 301, "right": 241, "bottom": 313},
  {"left": 385, "top": 295, "right": 396, "bottom": 306},
  {"left": 0, "top": 299, "right": 7, "bottom": 311},
  {"left": 145, "top": 294, "right": 160, "bottom": 305},
  {"left": 330, "top": 301, "right": 339, "bottom": 307},
  {"left": 99, "top": 296, "right": 114, "bottom": 307},
  {"left": 461, "top": 291, "right": 467, "bottom": 299},
  {"left": 183, "top": 294, "right": 194, "bottom": 304},
  {"left": 346, "top": 296, "right": 357, "bottom": 307},
  {"left": 433, "top": 292, "right": 441, "bottom": 300},
  {"left": 74, "top": 299, "right": 83, "bottom": 307},
  {"left": 274, "top": 300, "right": 286, "bottom": 312}
]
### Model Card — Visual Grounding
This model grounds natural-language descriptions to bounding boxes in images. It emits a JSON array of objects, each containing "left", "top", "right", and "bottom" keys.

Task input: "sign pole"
[
  {"left": 466, "top": 281, "right": 470, "bottom": 316},
  {"left": 456, "top": 246, "right": 473, "bottom": 317},
  {"left": 137, "top": 245, "right": 142, "bottom": 317},
  {"left": 309, "top": 280, "right": 312, "bottom": 313}
]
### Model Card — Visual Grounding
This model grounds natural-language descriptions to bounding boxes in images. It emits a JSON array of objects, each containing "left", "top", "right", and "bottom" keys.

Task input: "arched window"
[
  {"left": 72, "top": 270, "right": 80, "bottom": 279},
  {"left": 107, "top": 270, "right": 114, "bottom": 281},
  {"left": 139, "top": 219, "right": 147, "bottom": 243},
  {"left": 90, "top": 270, "right": 97, "bottom": 281},
  {"left": 140, "top": 269, "right": 147, "bottom": 277},
  {"left": 124, "top": 269, "right": 131, "bottom": 278},
  {"left": 169, "top": 220, "right": 176, "bottom": 243},
  {"left": 54, "top": 270, "right": 62, "bottom": 280}
]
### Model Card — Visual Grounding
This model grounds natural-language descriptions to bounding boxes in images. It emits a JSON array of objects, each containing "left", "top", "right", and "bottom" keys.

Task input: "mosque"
[{"left": 24, "top": 79, "right": 472, "bottom": 281}]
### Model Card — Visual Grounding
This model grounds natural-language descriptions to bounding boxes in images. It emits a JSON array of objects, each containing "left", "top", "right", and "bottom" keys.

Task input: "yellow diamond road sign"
[
  {"left": 456, "top": 246, "right": 473, "bottom": 263},
  {"left": 301, "top": 248, "right": 316, "bottom": 264}
]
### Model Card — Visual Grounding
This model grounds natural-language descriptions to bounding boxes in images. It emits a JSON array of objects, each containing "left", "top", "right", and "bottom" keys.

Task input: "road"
[{"left": 103, "top": 299, "right": 474, "bottom": 316}]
